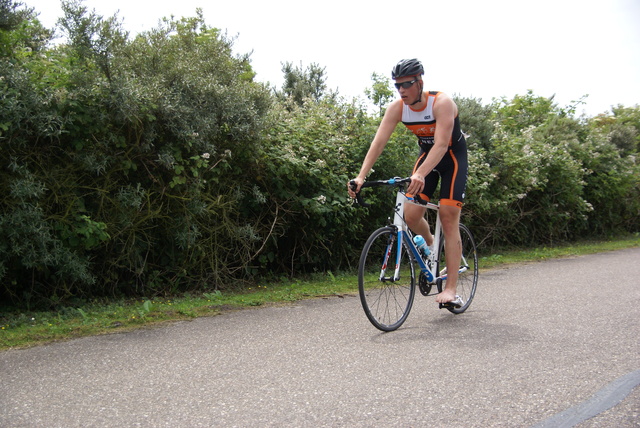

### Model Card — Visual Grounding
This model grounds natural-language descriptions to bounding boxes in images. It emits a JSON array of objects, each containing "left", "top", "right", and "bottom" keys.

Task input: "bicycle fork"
[
  {"left": 377, "top": 191, "right": 411, "bottom": 283},
  {"left": 378, "top": 230, "right": 407, "bottom": 282}
]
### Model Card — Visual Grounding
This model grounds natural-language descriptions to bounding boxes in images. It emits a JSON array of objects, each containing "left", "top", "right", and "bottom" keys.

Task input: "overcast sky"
[{"left": 24, "top": 0, "right": 640, "bottom": 117}]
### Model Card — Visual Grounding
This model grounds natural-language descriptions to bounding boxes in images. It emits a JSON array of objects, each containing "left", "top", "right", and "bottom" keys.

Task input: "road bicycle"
[{"left": 351, "top": 177, "right": 478, "bottom": 332}]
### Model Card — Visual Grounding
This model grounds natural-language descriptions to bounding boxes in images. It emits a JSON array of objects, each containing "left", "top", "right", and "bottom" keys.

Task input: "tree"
[
  {"left": 57, "top": 0, "right": 128, "bottom": 81},
  {"left": 0, "top": 0, "right": 51, "bottom": 58},
  {"left": 279, "top": 61, "right": 327, "bottom": 105},
  {"left": 609, "top": 105, "right": 640, "bottom": 155},
  {"left": 492, "top": 90, "right": 558, "bottom": 133},
  {"left": 364, "top": 72, "right": 393, "bottom": 117},
  {"left": 0, "top": 3, "right": 275, "bottom": 306}
]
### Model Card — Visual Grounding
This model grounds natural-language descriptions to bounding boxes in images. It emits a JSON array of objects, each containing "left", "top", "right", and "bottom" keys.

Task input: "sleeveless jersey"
[{"left": 401, "top": 91, "right": 465, "bottom": 151}]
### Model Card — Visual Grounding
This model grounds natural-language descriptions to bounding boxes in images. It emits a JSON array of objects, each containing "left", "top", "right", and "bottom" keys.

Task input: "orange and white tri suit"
[{"left": 402, "top": 91, "right": 468, "bottom": 209}]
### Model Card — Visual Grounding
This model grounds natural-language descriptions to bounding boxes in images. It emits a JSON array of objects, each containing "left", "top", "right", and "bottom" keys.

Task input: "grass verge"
[{"left": 1, "top": 235, "right": 638, "bottom": 351}]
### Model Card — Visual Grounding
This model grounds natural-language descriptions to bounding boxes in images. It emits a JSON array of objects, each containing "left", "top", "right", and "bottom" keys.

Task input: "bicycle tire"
[
  {"left": 436, "top": 223, "right": 478, "bottom": 314},
  {"left": 358, "top": 226, "right": 416, "bottom": 331}
]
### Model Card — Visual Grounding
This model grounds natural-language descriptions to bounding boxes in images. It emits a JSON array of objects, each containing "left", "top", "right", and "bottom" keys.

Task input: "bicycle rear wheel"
[
  {"left": 437, "top": 223, "right": 478, "bottom": 314},
  {"left": 358, "top": 226, "right": 416, "bottom": 331}
]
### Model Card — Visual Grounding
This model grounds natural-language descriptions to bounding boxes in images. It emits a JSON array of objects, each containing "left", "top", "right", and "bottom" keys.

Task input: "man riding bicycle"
[{"left": 348, "top": 58, "right": 468, "bottom": 306}]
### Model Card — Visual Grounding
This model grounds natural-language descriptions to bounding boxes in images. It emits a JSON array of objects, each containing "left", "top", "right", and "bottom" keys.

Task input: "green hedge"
[{"left": 1, "top": 2, "right": 638, "bottom": 308}]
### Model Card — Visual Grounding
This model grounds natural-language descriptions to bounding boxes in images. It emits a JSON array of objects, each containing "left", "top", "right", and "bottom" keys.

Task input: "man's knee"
[
  {"left": 404, "top": 211, "right": 421, "bottom": 229},
  {"left": 439, "top": 206, "right": 461, "bottom": 229},
  {"left": 403, "top": 206, "right": 424, "bottom": 229}
]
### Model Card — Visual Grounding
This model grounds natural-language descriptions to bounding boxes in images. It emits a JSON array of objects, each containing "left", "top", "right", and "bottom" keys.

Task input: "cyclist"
[{"left": 348, "top": 58, "right": 468, "bottom": 306}]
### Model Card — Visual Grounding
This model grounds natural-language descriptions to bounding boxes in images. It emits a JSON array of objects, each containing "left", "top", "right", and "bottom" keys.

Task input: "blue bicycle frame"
[{"left": 382, "top": 185, "right": 443, "bottom": 284}]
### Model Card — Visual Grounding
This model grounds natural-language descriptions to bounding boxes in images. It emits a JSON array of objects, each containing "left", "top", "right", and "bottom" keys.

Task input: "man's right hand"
[{"left": 347, "top": 178, "right": 364, "bottom": 199}]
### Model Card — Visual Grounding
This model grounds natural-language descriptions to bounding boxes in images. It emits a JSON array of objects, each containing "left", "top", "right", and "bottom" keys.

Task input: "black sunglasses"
[{"left": 394, "top": 79, "right": 418, "bottom": 90}]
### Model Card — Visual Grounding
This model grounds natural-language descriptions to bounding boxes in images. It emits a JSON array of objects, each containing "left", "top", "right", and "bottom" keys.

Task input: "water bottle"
[{"left": 413, "top": 235, "right": 430, "bottom": 258}]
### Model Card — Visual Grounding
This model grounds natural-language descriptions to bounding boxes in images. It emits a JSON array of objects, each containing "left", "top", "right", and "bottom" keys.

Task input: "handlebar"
[{"left": 349, "top": 177, "right": 418, "bottom": 207}]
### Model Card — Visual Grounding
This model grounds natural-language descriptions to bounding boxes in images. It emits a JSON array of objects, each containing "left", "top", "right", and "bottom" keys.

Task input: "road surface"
[{"left": 1, "top": 248, "right": 639, "bottom": 427}]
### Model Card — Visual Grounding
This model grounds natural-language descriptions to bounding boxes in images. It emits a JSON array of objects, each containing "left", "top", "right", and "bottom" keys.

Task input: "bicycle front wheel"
[
  {"left": 358, "top": 226, "right": 416, "bottom": 331},
  {"left": 437, "top": 223, "right": 478, "bottom": 314}
]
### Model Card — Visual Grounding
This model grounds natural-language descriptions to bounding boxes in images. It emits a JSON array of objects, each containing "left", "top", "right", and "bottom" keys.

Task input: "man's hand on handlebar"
[
  {"left": 407, "top": 173, "right": 425, "bottom": 196},
  {"left": 347, "top": 177, "right": 364, "bottom": 199}
]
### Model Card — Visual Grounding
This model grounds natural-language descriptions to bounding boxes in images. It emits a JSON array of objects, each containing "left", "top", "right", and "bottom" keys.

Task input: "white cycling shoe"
[{"left": 439, "top": 295, "right": 464, "bottom": 309}]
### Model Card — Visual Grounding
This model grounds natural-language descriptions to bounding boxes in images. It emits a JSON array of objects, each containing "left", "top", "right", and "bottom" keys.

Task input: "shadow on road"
[{"left": 368, "top": 309, "right": 533, "bottom": 351}]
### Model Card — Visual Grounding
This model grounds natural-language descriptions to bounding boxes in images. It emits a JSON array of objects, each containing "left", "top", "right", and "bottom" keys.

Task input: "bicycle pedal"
[{"left": 439, "top": 296, "right": 464, "bottom": 309}]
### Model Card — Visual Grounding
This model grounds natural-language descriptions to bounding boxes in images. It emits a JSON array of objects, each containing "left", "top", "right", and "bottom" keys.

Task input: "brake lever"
[{"left": 349, "top": 180, "right": 370, "bottom": 208}]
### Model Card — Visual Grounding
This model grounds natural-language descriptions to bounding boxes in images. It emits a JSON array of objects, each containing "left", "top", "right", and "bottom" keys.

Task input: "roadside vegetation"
[
  {"left": 1, "top": 0, "right": 639, "bottom": 349},
  {"left": 2, "top": 235, "right": 638, "bottom": 351}
]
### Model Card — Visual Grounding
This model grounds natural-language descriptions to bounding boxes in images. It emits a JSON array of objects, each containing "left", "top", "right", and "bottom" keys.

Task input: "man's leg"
[
  {"left": 435, "top": 204, "right": 462, "bottom": 304},
  {"left": 404, "top": 203, "right": 433, "bottom": 246}
]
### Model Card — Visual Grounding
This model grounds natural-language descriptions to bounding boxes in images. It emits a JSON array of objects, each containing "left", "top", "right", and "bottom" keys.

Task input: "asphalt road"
[{"left": 1, "top": 248, "right": 639, "bottom": 427}]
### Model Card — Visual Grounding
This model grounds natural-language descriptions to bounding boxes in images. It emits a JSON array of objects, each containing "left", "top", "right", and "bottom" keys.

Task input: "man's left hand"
[{"left": 407, "top": 173, "right": 425, "bottom": 196}]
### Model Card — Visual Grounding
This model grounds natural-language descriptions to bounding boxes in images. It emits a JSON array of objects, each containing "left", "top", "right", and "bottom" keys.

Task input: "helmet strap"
[{"left": 410, "top": 80, "right": 424, "bottom": 106}]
